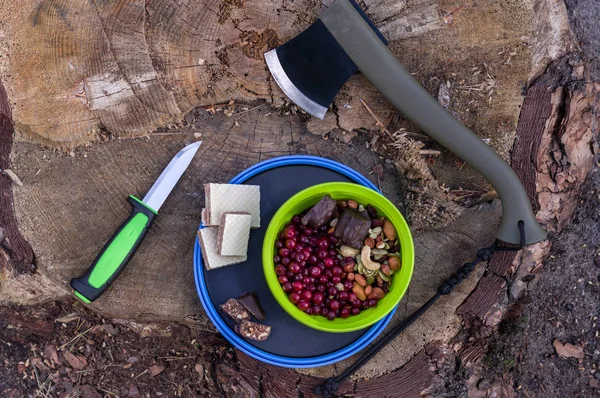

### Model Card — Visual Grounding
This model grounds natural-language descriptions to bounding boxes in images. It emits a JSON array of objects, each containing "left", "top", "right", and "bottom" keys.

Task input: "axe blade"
[{"left": 264, "top": 0, "right": 387, "bottom": 119}]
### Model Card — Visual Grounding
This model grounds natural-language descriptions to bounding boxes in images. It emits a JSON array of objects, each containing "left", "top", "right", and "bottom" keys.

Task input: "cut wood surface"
[{"left": 1, "top": 0, "right": 585, "bottom": 389}]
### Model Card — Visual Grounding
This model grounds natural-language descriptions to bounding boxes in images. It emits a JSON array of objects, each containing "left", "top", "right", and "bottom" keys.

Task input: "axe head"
[{"left": 264, "top": 0, "right": 387, "bottom": 119}]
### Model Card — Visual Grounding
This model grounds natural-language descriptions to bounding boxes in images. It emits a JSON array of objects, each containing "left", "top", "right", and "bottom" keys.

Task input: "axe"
[{"left": 265, "top": 0, "right": 546, "bottom": 246}]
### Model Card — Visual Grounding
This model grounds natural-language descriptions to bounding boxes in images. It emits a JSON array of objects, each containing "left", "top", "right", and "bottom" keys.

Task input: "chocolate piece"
[
  {"left": 237, "top": 292, "right": 267, "bottom": 321},
  {"left": 219, "top": 299, "right": 249, "bottom": 321},
  {"left": 301, "top": 194, "right": 337, "bottom": 228},
  {"left": 334, "top": 209, "right": 371, "bottom": 249},
  {"left": 235, "top": 320, "right": 271, "bottom": 341}
]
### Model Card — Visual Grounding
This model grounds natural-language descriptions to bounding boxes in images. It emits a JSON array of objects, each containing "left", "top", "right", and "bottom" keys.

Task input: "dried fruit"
[
  {"left": 364, "top": 285, "right": 373, "bottom": 296},
  {"left": 354, "top": 274, "right": 367, "bottom": 287},
  {"left": 360, "top": 246, "right": 381, "bottom": 271},
  {"left": 343, "top": 261, "right": 355, "bottom": 273},
  {"left": 347, "top": 200, "right": 358, "bottom": 209},
  {"left": 368, "top": 287, "right": 385, "bottom": 300},
  {"left": 364, "top": 237, "right": 375, "bottom": 248},
  {"left": 388, "top": 256, "right": 401, "bottom": 271},
  {"left": 353, "top": 282, "right": 366, "bottom": 300},
  {"left": 383, "top": 220, "right": 397, "bottom": 241}
]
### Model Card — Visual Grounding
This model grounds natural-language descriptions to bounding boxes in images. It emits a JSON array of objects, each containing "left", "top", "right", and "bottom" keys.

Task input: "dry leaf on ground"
[
  {"left": 149, "top": 363, "right": 165, "bottom": 377},
  {"left": 64, "top": 351, "right": 88, "bottom": 370},
  {"left": 553, "top": 339, "right": 584, "bottom": 359}
]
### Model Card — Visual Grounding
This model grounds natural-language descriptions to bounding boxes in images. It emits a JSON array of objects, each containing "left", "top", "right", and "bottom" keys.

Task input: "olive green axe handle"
[{"left": 320, "top": 0, "right": 546, "bottom": 245}]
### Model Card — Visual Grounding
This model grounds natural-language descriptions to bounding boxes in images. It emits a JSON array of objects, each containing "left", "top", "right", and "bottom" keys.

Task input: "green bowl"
[{"left": 262, "top": 182, "right": 414, "bottom": 333}]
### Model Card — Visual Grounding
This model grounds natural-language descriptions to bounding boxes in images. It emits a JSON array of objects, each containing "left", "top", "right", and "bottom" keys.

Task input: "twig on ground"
[
  {"left": 58, "top": 326, "right": 94, "bottom": 350},
  {"left": 419, "top": 149, "right": 441, "bottom": 156},
  {"left": 359, "top": 99, "right": 395, "bottom": 140},
  {"left": 133, "top": 369, "right": 149, "bottom": 380},
  {"left": 231, "top": 104, "right": 264, "bottom": 117},
  {"left": 157, "top": 356, "right": 195, "bottom": 361}
]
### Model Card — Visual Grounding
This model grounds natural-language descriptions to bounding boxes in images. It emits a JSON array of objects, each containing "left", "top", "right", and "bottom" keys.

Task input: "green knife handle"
[
  {"left": 70, "top": 196, "right": 157, "bottom": 303},
  {"left": 320, "top": 0, "right": 547, "bottom": 245}
]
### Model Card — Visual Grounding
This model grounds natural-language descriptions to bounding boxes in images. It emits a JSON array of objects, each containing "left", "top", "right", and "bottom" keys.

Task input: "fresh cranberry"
[
  {"left": 275, "top": 265, "right": 286, "bottom": 276},
  {"left": 326, "top": 311, "right": 336, "bottom": 320},
  {"left": 308, "top": 236, "right": 318, "bottom": 246},
  {"left": 328, "top": 287, "right": 338, "bottom": 297},
  {"left": 302, "top": 227, "right": 313, "bottom": 235},
  {"left": 281, "top": 257, "right": 290, "bottom": 266},
  {"left": 308, "top": 255, "right": 318, "bottom": 265},
  {"left": 277, "top": 275, "right": 288, "bottom": 284},
  {"left": 321, "top": 307, "right": 329, "bottom": 316},
  {"left": 283, "top": 226, "right": 296, "bottom": 239},
  {"left": 299, "top": 236, "right": 310, "bottom": 245},
  {"left": 352, "top": 300, "right": 362, "bottom": 308},
  {"left": 323, "top": 257, "right": 335, "bottom": 268},
  {"left": 351, "top": 307, "right": 361, "bottom": 316},
  {"left": 332, "top": 276, "right": 342, "bottom": 284},
  {"left": 307, "top": 284, "right": 316, "bottom": 292},
  {"left": 303, "top": 268, "right": 310, "bottom": 276},
  {"left": 292, "top": 215, "right": 302, "bottom": 225},
  {"left": 343, "top": 280, "right": 354, "bottom": 291},
  {"left": 312, "top": 292, "right": 324, "bottom": 304},
  {"left": 362, "top": 301, "right": 370, "bottom": 309},
  {"left": 279, "top": 248, "right": 290, "bottom": 257},
  {"left": 317, "top": 284, "right": 326, "bottom": 292},
  {"left": 328, "top": 235, "right": 338, "bottom": 244},
  {"left": 328, "top": 249, "right": 337, "bottom": 257},
  {"left": 367, "top": 299, "right": 378, "bottom": 307},
  {"left": 289, "top": 292, "right": 300, "bottom": 303},
  {"left": 317, "top": 249, "right": 328, "bottom": 259},
  {"left": 289, "top": 262, "right": 301, "bottom": 274},
  {"left": 318, "top": 275, "right": 328, "bottom": 285},
  {"left": 320, "top": 226, "right": 328, "bottom": 232},
  {"left": 275, "top": 240, "right": 284, "bottom": 249},
  {"left": 310, "top": 266, "right": 322, "bottom": 278},
  {"left": 332, "top": 266, "right": 343, "bottom": 276},
  {"left": 292, "top": 281, "right": 304, "bottom": 291},
  {"left": 338, "top": 291, "right": 349, "bottom": 301},
  {"left": 295, "top": 244, "right": 304, "bottom": 252},
  {"left": 296, "top": 253, "right": 306, "bottom": 263},
  {"left": 317, "top": 237, "right": 329, "bottom": 249},
  {"left": 286, "top": 239, "right": 297, "bottom": 250},
  {"left": 348, "top": 292, "right": 357, "bottom": 302},
  {"left": 286, "top": 270, "right": 294, "bottom": 279},
  {"left": 301, "top": 290, "right": 313, "bottom": 301},
  {"left": 293, "top": 274, "right": 303, "bottom": 282},
  {"left": 282, "top": 282, "right": 293, "bottom": 293},
  {"left": 279, "top": 232, "right": 285, "bottom": 239},
  {"left": 326, "top": 282, "right": 334, "bottom": 288},
  {"left": 298, "top": 300, "right": 310, "bottom": 311},
  {"left": 273, "top": 255, "right": 281, "bottom": 263},
  {"left": 302, "top": 276, "right": 313, "bottom": 285},
  {"left": 324, "top": 298, "right": 331, "bottom": 305},
  {"left": 329, "top": 300, "right": 340, "bottom": 311},
  {"left": 324, "top": 269, "right": 333, "bottom": 278},
  {"left": 305, "top": 307, "right": 313, "bottom": 315},
  {"left": 340, "top": 308, "right": 350, "bottom": 318},
  {"left": 312, "top": 305, "right": 322, "bottom": 314}
]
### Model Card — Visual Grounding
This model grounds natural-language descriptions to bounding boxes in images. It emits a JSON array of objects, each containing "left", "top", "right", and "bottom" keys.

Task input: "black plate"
[{"left": 203, "top": 165, "right": 371, "bottom": 357}]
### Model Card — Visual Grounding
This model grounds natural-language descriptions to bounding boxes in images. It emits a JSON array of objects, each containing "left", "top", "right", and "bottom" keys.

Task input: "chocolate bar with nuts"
[
  {"left": 237, "top": 292, "right": 266, "bottom": 321},
  {"left": 235, "top": 320, "right": 271, "bottom": 341},
  {"left": 219, "top": 298, "right": 249, "bottom": 321}
]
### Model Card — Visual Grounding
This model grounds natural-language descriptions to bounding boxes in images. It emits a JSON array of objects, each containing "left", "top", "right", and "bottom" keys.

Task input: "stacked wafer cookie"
[{"left": 198, "top": 184, "right": 260, "bottom": 270}]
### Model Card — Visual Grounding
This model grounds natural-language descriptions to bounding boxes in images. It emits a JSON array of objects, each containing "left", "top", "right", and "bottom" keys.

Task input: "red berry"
[
  {"left": 321, "top": 307, "right": 329, "bottom": 316},
  {"left": 329, "top": 300, "right": 340, "bottom": 311},
  {"left": 317, "top": 237, "right": 329, "bottom": 249},
  {"left": 296, "top": 253, "right": 306, "bottom": 263},
  {"left": 277, "top": 275, "right": 288, "bottom": 284},
  {"left": 292, "top": 281, "right": 304, "bottom": 291},
  {"left": 328, "top": 250, "right": 337, "bottom": 257},
  {"left": 302, "top": 276, "right": 313, "bottom": 285},
  {"left": 348, "top": 292, "right": 358, "bottom": 302},
  {"left": 352, "top": 300, "right": 362, "bottom": 308},
  {"left": 312, "top": 305, "right": 322, "bottom": 314},
  {"left": 310, "top": 266, "right": 322, "bottom": 277},
  {"left": 305, "top": 307, "right": 313, "bottom": 315},
  {"left": 279, "top": 248, "right": 290, "bottom": 257},
  {"left": 317, "top": 249, "right": 328, "bottom": 259},
  {"left": 303, "top": 227, "right": 313, "bottom": 235},
  {"left": 328, "top": 287, "right": 338, "bottom": 297},
  {"left": 286, "top": 239, "right": 297, "bottom": 250},
  {"left": 289, "top": 262, "right": 301, "bottom": 274},
  {"left": 282, "top": 282, "right": 293, "bottom": 292},
  {"left": 328, "top": 235, "right": 338, "bottom": 244},
  {"left": 283, "top": 226, "right": 297, "bottom": 239},
  {"left": 351, "top": 307, "right": 361, "bottom": 316},
  {"left": 340, "top": 308, "right": 350, "bottom": 318},
  {"left": 298, "top": 300, "right": 310, "bottom": 311},
  {"left": 343, "top": 280, "right": 354, "bottom": 290},
  {"left": 307, "top": 284, "right": 316, "bottom": 292},
  {"left": 301, "top": 290, "right": 313, "bottom": 301},
  {"left": 275, "top": 240, "right": 284, "bottom": 249},
  {"left": 318, "top": 275, "right": 328, "bottom": 285},
  {"left": 308, "top": 255, "right": 318, "bottom": 265},
  {"left": 286, "top": 270, "right": 294, "bottom": 279},
  {"left": 289, "top": 292, "right": 300, "bottom": 303},
  {"left": 317, "top": 284, "right": 326, "bottom": 292},
  {"left": 332, "top": 276, "right": 342, "bottom": 284},
  {"left": 293, "top": 274, "right": 303, "bottom": 281},
  {"left": 275, "top": 265, "right": 286, "bottom": 276},
  {"left": 299, "top": 235, "right": 310, "bottom": 245},
  {"left": 281, "top": 257, "right": 290, "bottom": 265},
  {"left": 323, "top": 257, "right": 335, "bottom": 267},
  {"left": 367, "top": 299, "right": 378, "bottom": 307},
  {"left": 273, "top": 255, "right": 281, "bottom": 263},
  {"left": 338, "top": 291, "right": 349, "bottom": 301},
  {"left": 332, "top": 266, "right": 343, "bottom": 276},
  {"left": 326, "top": 311, "right": 337, "bottom": 320},
  {"left": 312, "top": 292, "right": 324, "bottom": 305}
]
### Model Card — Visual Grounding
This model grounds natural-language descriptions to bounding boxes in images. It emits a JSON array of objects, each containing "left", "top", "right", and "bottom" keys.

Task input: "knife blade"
[{"left": 70, "top": 141, "right": 202, "bottom": 303}]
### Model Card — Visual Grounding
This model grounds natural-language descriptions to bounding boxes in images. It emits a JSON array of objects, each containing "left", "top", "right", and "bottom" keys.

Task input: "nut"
[
  {"left": 347, "top": 200, "right": 358, "bottom": 209},
  {"left": 364, "top": 285, "right": 373, "bottom": 296},
  {"left": 376, "top": 235, "right": 383, "bottom": 243},
  {"left": 343, "top": 261, "right": 355, "bottom": 273},
  {"left": 347, "top": 272, "right": 355, "bottom": 281},
  {"left": 376, "top": 275, "right": 384, "bottom": 286},
  {"left": 353, "top": 282, "right": 366, "bottom": 301},
  {"left": 388, "top": 256, "right": 401, "bottom": 271},
  {"left": 367, "top": 287, "right": 385, "bottom": 300},
  {"left": 383, "top": 220, "right": 397, "bottom": 241},
  {"left": 376, "top": 242, "right": 386, "bottom": 249},
  {"left": 381, "top": 264, "right": 391, "bottom": 276},
  {"left": 354, "top": 274, "right": 367, "bottom": 287},
  {"left": 364, "top": 237, "right": 375, "bottom": 248},
  {"left": 361, "top": 246, "right": 381, "bottom": 271},
  {"left": 340, "top": 245, "right": 360, "bottom": 257}
]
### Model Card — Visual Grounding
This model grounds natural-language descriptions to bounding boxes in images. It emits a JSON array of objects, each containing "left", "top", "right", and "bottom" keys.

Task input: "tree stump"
[{"left": 1, "top": 0, "right": 596, "bottom": 393}]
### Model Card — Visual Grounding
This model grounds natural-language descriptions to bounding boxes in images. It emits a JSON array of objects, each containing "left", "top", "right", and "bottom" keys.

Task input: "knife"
[{"left": 70, "top": 141, "right": 203, "bottom": 303}]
